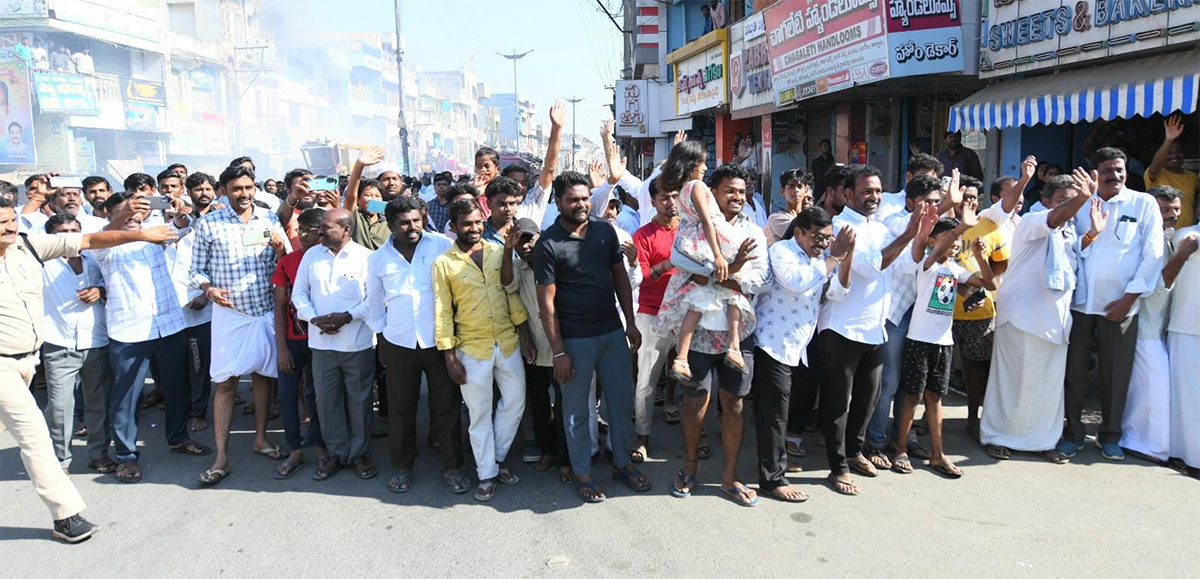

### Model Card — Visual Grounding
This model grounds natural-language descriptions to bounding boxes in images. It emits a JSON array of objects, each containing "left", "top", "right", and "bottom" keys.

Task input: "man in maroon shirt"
[{"left": 630, "top": 179, "right": 680, "bottom": 461}]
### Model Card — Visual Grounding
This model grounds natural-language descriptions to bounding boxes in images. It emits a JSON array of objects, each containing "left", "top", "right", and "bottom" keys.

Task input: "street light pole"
[
  {"left": 394, "top": 0, "right": 412, "bottom": 174},
  {"left": 498, "top": 49, "right": 533, "bottom": 155},
  {"left": 566, "top": 96, "right": 583, "bottom": 170}
]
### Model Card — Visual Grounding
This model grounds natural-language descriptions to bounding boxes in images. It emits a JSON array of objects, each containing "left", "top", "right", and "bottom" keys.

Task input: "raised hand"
[
  {"left": 1021, "top": 155, "right": 1037, "bottom": 181},
  {"left": 971, "top": 237, "right": 987, "bottom": 258},
  {"left": 673, "top": 130, "right": 686, "bottom": 146},
  {"left": 960, "top": 199, "right": 978, "bottom": 227},
  {"left": 601, "top": 119, "right": 615, "bottom": 139},
  {"left": 1165, "top": 114, "right": 1185, "bottom": 141},
  {"left": 907, "top": 204, "right": 931, "bottom": 237},
  {"left": 829, "top": 227, "right": 855, "bottom": 260},
  {"left": 947, "top": 168, "right": 962, "bottom": 205},
  {"left": 357, "top": 146, "right": 386, "bottom": 167},
  {"left": 549, "top": 100, "right": 567, "bottom": 128},
  {"left": 1071, "top": 167, "right": 1099, "bottom": 197},
  {"left": 1088, "top": 197, "right": 1109, "bottom": 235},
  {"left": 587, "top": 159, "right": 605, "bottom": 189}
]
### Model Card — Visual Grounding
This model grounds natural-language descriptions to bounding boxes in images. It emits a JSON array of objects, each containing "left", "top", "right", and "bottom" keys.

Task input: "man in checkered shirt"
[{"left": 190, "top": 165, "right": 290, "bottom": 486}]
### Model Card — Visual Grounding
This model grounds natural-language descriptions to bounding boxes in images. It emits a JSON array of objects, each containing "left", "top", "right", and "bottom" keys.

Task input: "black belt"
[{"left": 0, "top": 351, "right": 37, "bottom": 359}]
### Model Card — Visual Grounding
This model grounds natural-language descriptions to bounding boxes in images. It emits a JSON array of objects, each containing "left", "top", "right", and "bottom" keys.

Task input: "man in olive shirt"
[{"left": 0, "top": 197, "right": 177, "bottom": 543}]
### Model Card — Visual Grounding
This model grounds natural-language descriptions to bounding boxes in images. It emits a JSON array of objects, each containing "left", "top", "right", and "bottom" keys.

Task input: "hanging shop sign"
[
  {"left": 765, "top": 0, "right": 891, "bottom": 107},
  {"left": 34, "top": 73, "right": 101, "bottom": 115},
  {"left": 979, "top": 0, "right": 1200, "bottom": 78},
  {"left": 674, "top": 43, "right": 727, "bottom": 116},
  {"left": 124, "top": 78, "right": 167, "bottom": 105},
  {"left": 615, "top": 79, "right": 649, "bottom": 138},
  {"left": 730, "top": 13, "right": 776, "bottom": 112},
  {"left": 887, "top": 0, "right": 964, "bottom": 77}
]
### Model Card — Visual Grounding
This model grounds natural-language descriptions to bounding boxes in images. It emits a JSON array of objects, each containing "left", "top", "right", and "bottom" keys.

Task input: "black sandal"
[{"left": 313, "top": 457, "right": 341, "bottom": 481}]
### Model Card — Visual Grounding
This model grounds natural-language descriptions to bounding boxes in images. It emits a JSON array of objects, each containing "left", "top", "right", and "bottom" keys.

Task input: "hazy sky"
[{"left": 266, "top": 0, "right": 624, "bottom": 145}]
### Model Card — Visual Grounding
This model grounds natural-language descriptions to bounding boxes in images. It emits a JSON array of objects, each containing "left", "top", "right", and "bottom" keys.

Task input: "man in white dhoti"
[
  {"left": 1119, "top": 186, "right": 1182, "bottom": 462},
  {"left": 1166, "top": 211, "right": 1200, "bottom": 479},
  {"left": 190, "top": 165, "right": 291, "bottom": 485},
  {"left": 981, "top": 171, "right": 1096, "bottom": 463}
]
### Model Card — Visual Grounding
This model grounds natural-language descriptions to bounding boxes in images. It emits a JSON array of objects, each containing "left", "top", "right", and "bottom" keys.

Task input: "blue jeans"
[
  {"left": 866, "top": 310, "right": 911, "bottom": 449},
  {"left": 561, "top": 329, "right": 634, "bottom": 477},
  {"left": 108, "top": 332, "right": 192, "bottom": 463},
  {"left": 279, "top": 339, "right": 323, "bottom": 452}
]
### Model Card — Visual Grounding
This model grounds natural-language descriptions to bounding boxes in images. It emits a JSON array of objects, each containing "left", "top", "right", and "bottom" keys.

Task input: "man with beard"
[
  {"left": 534, "top": 171, "right": 647, "bottom": 503},
  {"left": 367, "top": 196, "right": 467, "bottom": 493},
  {"left": 20, "top": 185, "right": 108, "bottom": 233},
  {"left": 167, "top": 172, "right": 220, "bottom": 432},
  {"left": 82, "top": 177, "right": 112, "bottom": 218},
  {"left": 1060, "top": 148, "right": 1164, "bottom": 462},
  {"left": 935, "top": 130, "right": 983, "bottom": 181},
  {"left": 192, "top": 166, "right": 290, "bottom": 485},
  {"left": 817, "top": 166, "right": 924, "bottom": 496},
  {"left": 1146, "top": 114, "right": 1198, "bottom": 229},
  {"left": 342, "top": 147, "right": 392, "bottom": 249},
  {"left": 292, "top": 208, "right": 376, "bottom": 481},
  {"left": 817, "top": 163, "right": 851, "bottom": 219}
]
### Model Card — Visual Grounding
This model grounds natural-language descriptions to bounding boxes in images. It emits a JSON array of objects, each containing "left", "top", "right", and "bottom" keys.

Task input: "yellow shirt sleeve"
[{"left": 431, "top": 256, "right": 458, "bottom": 352}]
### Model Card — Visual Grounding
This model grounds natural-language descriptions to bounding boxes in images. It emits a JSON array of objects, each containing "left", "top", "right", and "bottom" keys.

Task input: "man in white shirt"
[
  {"left": 753, "top": 207, "right": 853, "bottom": 503},
  {"left": 981, "top": 171, "right": 1096, "bottom": 462},
  {"left": 71, "top": 48, "right": 94, "bottom": 75},
  {"left": 365, "top": 197, "right": 468, "bottom": 494},
  {"left": 31, "top": 40, "right": 49, "bottom": 72},
  {"left": 1061, "top": 148, "right": 1164, "bottom": 461},
  {"left": 19, "top": 186, "right": 108, "bottom": 234},
  {"left": 816, "top": 165, "right": 922, "bottom": 496},
  {"left": 40, "top": 214, "right": 114, "bottom": 473},
  {"left": 292, "top": 208, "right": 376, "bottom": 481},
  {"left": 876, "top": 153, "right": 943, "bottom": 224},
  {"left": 93, "top": 193, "right": 211, "bottom": 483},
  {"left": 1166, "top": 214, "right": 1200, "bottom": 477}
]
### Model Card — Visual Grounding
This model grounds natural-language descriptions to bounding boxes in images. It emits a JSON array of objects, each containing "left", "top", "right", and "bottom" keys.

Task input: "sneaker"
[
  {"left": 1055, "top": 440, "right": 1084, "bottom": 458},
  {"left": 522, "top": 443, "right": 541, "bottom": 463},
  {"left": 1096, "top": 441, "right": 1126, "bottom": 461},
  {"left": 52, "top": 514, "right": 98, "bottom": 543}
]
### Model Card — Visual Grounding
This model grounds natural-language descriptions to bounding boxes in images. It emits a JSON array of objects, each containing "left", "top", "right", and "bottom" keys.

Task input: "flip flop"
[
  {"left": 473, "top": 480, "right": 497, "bottom": 502},
  {"left": 785, "top": 436, "right": 806, "bottom": 458},
  {"left": 169, "top": 441, "right": 212, "bottom": 456},
  {"left": 891, "top": 454, "right": 913, "bottom": 474},
  {"left": 115, "top": 462, "right": 141, "bottom": 484},
  {"left": 558, "top": 467, "right": 576, "bottom": 484},
  {"left": 87, "top": 458, "right": 119, "bottom": 474},
  {"left": 668, "top": 360, "right": 701, "bottom": 388},
  {"left": 443, "top": 472, "right": 472, "bottom": 494},
  {"left": 722, "top": 351, "right": 750, "bottom": 374},
  {"left": 612, "top": 467, "right": 651, "bottom": 492},
  {"left": 986, "top": 445, "right": 1011, "bottom": 460},
  {"left": 198, "top": 468, "right": 231, "bottom": 486},
  {"left": 630, "top": 444, "right": 647, "bottom": 463},
  {"left": 313, "top": 458, "right": 341, "bottom": 481},
  {"left": 496, "top": 466, "right": 519, "bottom": 485},
  {"left": 670, "top": 470, "right": 695, "bottom": 498},
  {"left": 721, "top": 482, "right": 759, "bottom": 507},
  {"left": 387, "top": 472, "right": 412, "bottom": 493},
  {"left": 273, "top": 459, "right": 308, "bottom": 480},
  {"left": 768, "top": 485, "right": 809, "bottom": 503},
  {"left": 663, "top": 408, "right": 681, "bottom": 425},
  {"left": 827, "top": 474, "right": 860, "bottom": 496},
  {"left": 847, "top": 456, "right": 878, "bottom": 478},
  {"left": 575, "top": 480, "right": 606, "bottom": 503},
  {"left": 254, "top": 445, "right": 285, "bottom": 460},
  {"left": 928, "top": 461, "right": 963, "bottom": 479}
]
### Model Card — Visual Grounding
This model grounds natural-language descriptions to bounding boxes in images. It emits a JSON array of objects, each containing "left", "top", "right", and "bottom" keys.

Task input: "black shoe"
[{"left": 52, "top": 514, "right": 98, "bottom": 543}]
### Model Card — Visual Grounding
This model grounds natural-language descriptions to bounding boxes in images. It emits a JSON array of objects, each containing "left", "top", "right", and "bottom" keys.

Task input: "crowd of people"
[{"left": 1, "top": 104, "right": 1197, "bottom": 544}]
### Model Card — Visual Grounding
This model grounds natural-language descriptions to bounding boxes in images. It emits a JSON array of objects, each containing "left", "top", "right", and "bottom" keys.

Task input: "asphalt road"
[{"left": 2, "top": 384, "right": 1197, "bottom": 578}]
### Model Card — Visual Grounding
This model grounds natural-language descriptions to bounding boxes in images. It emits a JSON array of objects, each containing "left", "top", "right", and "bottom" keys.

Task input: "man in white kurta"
[
  {"left": 1167, "top": 225, "right": 1200, "bottom": 474},
  {"left": 981, "top": 176, "right": 1090, "bottom": 459}
]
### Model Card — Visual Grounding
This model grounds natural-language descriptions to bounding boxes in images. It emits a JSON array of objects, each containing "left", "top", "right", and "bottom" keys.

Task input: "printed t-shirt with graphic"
[
  {"left": 271, "top": 249, "right": 309, "bottom": 340},
  {"left": 952, "top": 219, "right": 1009, "bottom": 320},
  {"left": 900, "top": 254, "right": 974, "bottom": 346}
]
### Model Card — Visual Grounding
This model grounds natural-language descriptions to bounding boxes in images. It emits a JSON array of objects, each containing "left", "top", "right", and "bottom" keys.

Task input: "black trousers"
[
  {"left": 524, "top": 364, "right": 561, "bottom": 458},
  {"left": 183, "top": 322, "right": 211, "bottom": 420},
  {"left": 752, "top": 347, "right": 800, "bottom": 490},
  {"left": 375, "top": 334, "right": 388, "bottom": 418},
  {"left": 786, "top": 338, "right": 820, "bottom": 434},
  {"left": 379, "top": 339, "right": 464, "bottom": 472},
  {"left": 1064, "top": 312, "right": 1138, "bottom": 445},
  {"left": 819, "top": 330, "right": 884, "bottom": 476}
]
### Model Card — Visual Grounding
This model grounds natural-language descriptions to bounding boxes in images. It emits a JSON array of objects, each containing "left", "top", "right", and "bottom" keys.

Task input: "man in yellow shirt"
[
  {"left": 1146, "top": 114, "right": 1198, "bottom": 228},
  {"left": 433, "top": 198, "right": 536, "bottom": 502}
]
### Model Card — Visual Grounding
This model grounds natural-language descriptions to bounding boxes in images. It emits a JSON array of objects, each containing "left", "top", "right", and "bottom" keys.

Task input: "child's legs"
[
  {"left": 676, "top": 310, "right": 702, "bottom": 360},
  {"left": 725, "top": 304, "right": 742, "bottom": 352},
  {"left": 896, "top": 394, "right": 921, "bottom": 451},
  {"left": 924, "top": 391, "right": 944, "bottom": 460},
  {"left": 895, "top": 339, "right": 928, "bottom": 451},
  {"left": 925, "top": 344, "right": 954, "bottom": 461}
]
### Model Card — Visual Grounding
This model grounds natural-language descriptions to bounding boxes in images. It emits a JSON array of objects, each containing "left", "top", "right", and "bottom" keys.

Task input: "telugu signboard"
[
  {"left": 674, "top": 44, "right": 727, "bottom": 116},
  {"left": 0, "top": 60, "right": 36, "bottom": 165},
  {"left": 886, "top": 0, "right": 964, "bottom": 77},
  {"left": 34, "top": 73, "right": 101, "bottom": 115},
  {"left": 979, "top": 0, "right": 1200, "bottom": 78},
  {"left": 730, "top": 13, "right": 776, "bottom": 113},
  {"left": 765, "top": 0, "right": 891, "bottom": 107},
  {"left": 0, "top": 0, "right": 48, "bottom": 19},
  {"left": 615, "top": 79, "right": 649, "bottom": 138}
]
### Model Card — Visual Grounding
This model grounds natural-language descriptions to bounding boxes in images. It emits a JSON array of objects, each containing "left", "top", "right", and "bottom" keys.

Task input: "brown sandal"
[{"left": 115, "top": 461, "right": 142, "bottom": 483}]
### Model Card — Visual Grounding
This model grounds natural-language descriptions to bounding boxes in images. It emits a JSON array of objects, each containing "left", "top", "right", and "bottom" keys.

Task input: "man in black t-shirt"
[{"left": 534, "top": 171, "right": 650, "bottom": 503}]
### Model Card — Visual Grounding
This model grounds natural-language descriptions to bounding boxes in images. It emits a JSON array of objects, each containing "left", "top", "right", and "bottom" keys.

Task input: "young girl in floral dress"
[{"left": 655, "top": 140, "right": 755, "bottom": 384}]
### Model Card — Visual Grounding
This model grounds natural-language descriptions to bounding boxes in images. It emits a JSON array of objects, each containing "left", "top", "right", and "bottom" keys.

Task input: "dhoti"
[
  {"left": 980, "top": 323, "right": 1066, "bottom": 452},
  {"left": 1119, "top": 337, "right": 1170, "bottom": 460},
  {"left": 1168, "top": 331, "right": 1200, "bottom": 468},
  {"left": 209, "top": 306, "right": 277, "bottom": 383}
]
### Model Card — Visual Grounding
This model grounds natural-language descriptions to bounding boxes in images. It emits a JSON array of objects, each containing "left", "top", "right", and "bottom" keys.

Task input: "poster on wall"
[
  {"left": 0, "top": 60, "right": 36, "bottom": 165},
  {"left": 764, "top": 0, "right": 891, "bottom": 106},
  {"left": 886, "top": 0, "right": 964, "bottom": 77}
]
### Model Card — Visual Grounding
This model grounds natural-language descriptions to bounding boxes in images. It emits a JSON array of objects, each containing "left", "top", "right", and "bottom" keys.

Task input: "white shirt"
[
  {"left": 516, "top": 182, "right": 552, "bottom": 226},
  {"left": 995, "top": 211, "right": 1079, "bottom": 344},
  {"left": 292, "top": 241, "right": 374, "bottom": 352},
  {"left": 818, "top": 206, "right": 894, "bottom": 345},
  {"left": 1167, "top": 226, "right": 1200, "bottom": 337},
  {"left": 165, "top": 229, "right": 212, "bottom": 328},
  {"left": 41, "top": 255, "right": 108, "bottom": 350},
  {"left": 1137, "top": 235, "right": 1173, "bottom": 341},
  {"left": 877, "top": 190, "right": 906, "bottom": 223},
  {"left": 981, "top": 202, "right": 1020, "bottom": 239},
  {"left": 365, "top": 233, "right": 451, "bottom": 349},
  {"left": 897, "top": 255, "right": 973, "bottom": 346},
  {"left": 742, "top": 192, "right": 768, "bottom": 229},
  {"left": 72, "top": 52, "right": 94, "bottom": 75},
  {"left": 91, "top": 242, "right": 187, "bottom": 343},
  {"left": 20, "top": 211, "right": 107, "bottom": 234},
  {"left": 755, "top": 239, "right": 833, "bottom": 367},
  {"left": 1072, "top": 188, "right": 1164, "bottom": 317},
  {"left": 883, "top": 209, "right": 917, "bottom": 325},
  {"left": 255, "top": 190, "right": 282, "bottom": 212}
]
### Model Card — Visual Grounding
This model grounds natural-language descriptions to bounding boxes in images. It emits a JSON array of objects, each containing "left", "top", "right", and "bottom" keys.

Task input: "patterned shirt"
[
  {"left": 189, "top": 204, "right": 287, "bottom": 317},
  {"left": 426, "top": 196, "right": 452, "bottom": 234},
  {"left": 92, "top": 242, "right": 186, "bottom": 343}
]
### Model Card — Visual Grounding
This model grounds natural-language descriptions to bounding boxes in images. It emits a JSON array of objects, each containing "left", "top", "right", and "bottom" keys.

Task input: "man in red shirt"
[
  {"left": 630, "top": 180, "right": 680, "bottom": 461},
  {"left": 270, "top": 207, "right": 329, "bottom": 479}
]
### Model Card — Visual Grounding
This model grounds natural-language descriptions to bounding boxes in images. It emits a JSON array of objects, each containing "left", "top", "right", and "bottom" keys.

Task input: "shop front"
[{"left": 951, "top": 1, "right": 1200, "bottom": 185}]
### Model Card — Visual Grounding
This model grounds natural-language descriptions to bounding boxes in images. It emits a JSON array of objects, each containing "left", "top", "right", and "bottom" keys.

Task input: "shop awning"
[{"left": 949, "top": 50, "right": 1198, "bottom": 132}]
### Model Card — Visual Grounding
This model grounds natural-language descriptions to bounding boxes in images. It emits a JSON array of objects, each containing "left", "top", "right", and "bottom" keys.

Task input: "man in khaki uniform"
[{"left": 0, "top": 196, "right": 177, "bottom": 543}]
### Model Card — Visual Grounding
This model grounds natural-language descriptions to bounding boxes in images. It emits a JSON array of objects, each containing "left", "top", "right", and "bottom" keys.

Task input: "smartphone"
[
  {"left": 366, "top": 199, "right": 388, "bottom": 214},
  {"left": 940, "top": 176, "right": 953, "bottom": 191},
  {"left": 963, "top": 288, "right": 987, "bottom": 310},
  {"left": 50, "top": 175, "right": 84, "bottom": 189},
  {"left": 145, "top": 195, "right": 172, "bottom": 210},
  {"left": 309, "top": 176, "right": 338, "bottom": 192}
]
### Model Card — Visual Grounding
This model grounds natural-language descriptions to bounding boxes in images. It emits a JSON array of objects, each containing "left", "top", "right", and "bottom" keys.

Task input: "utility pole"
[
  {"left": 498, "top": 49, "right": 532, "bottom": 155},
  {"left": 394, "top": 0, "right": 412, "bottom": 174},
  {"left": 566, "top": 96, "right": 584, "bottom": 170}
]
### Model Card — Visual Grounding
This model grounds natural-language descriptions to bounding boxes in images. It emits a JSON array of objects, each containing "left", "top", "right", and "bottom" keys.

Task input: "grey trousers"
[
  {"left": 42, "top": 343, "right": 113, "bottom": 468},
  {"left": 311, "top": 348, "right": 375, "bottom": 462},
  {"left": 1065, "top": 312, "right": 1138, "bottom": 445}
]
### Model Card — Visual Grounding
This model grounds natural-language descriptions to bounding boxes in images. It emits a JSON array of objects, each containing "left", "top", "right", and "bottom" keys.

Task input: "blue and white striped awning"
[{"left": 949, "top": 50, "right": 1199, "bottom": 132}]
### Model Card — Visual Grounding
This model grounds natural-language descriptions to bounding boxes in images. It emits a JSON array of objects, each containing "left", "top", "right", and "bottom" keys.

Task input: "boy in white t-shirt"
[{"left": 891, "top": 212, "right": 997, "bottom": 478}]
